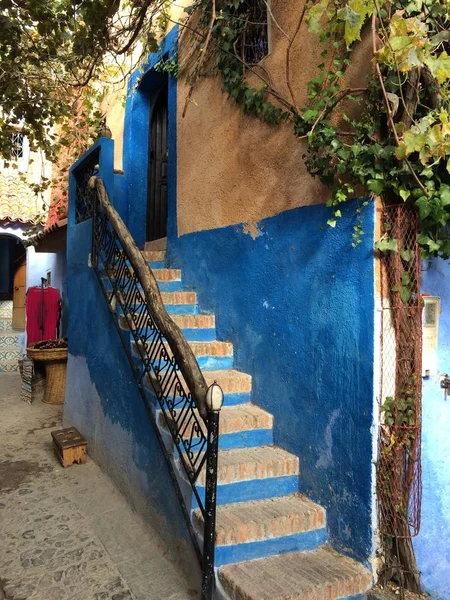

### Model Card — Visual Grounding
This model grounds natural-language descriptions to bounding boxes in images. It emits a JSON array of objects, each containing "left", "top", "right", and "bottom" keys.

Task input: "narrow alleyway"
[{"left": 0, "top": 374, "right": 197, "bottom": 600}]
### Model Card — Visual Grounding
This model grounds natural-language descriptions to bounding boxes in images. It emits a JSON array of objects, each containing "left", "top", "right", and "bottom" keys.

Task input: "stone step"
[
  {"left": 142, "top": 250, "right": 167, "bottom": 262},
  {"left": 144, "top": 239, "right": 166, "bottom": 252},
  {"left": 0, "top": 360, "right": 20, "bottom": 372},
  {"left": 151, "top": 268, "right": 181, "bottom": 282},
  {"left": 203, "top": 370, "right": 252, "bottom": 396},
  {"left": 143, "top": 370, "right": 253, "bottom": 415},
  {"left": 196, "top": 494, "right": 325, "bottom": 546},
  {"left": 197, "top": 445, "right": 299, "bottom": 486},
  {"left": 163, "top": 369, "right": 252, "bottom": 397},
  {"left": 123, "top": 290, "right": 198, "bottom": 314},
  {"left": 110, "top": 267, "right": 181, "bottom": 282},
  {"left": 218, "top": 545, "right": 372, "bottom": 600},
  {"left": 133, "top": 339, "right": 232, "bottom": 357},
  {"left": 105, "top": 273, "right": 183, "bottom": 293},
  {"left": 167, "top": 404, "right": 273, "bottom": 440},
  {"left": 170, "top": 314, "right": 215, "bottom": 329},
  {"left": 119, "top": 312, "right": 216, "bottom": 342},
  {"left": 195, "top": 494, "right": 327, "bottom": 565},
  {"left": 161, "top": 291, "right": 196, "bottom": 305},
  {"left": 132, "top": 339, "right": 233, "bottom": 370}
]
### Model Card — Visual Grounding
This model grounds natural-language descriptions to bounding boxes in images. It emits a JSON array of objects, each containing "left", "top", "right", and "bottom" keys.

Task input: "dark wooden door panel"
[{"left": 147, "top": 85, "right": 168, "bottom": 242}]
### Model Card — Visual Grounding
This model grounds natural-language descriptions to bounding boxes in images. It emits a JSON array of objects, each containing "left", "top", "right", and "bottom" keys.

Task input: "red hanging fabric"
[{"left": 26, "top": 286, "right": 61, "bottom": 344}]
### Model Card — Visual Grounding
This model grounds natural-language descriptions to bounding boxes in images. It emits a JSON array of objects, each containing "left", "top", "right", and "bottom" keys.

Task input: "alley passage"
[{"left": 0, "top": 374, "right": 197, "bottom": 600}]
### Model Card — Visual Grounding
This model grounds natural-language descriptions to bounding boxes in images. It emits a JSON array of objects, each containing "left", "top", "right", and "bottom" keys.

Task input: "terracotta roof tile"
[{"left": 0, "top": 173, "right": 42, "bottom": 223}]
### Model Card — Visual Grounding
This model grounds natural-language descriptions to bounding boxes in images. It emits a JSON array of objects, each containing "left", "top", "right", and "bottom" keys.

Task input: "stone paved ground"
[{"left": 0, "top": 373, "right": 198, "bottom": 600}]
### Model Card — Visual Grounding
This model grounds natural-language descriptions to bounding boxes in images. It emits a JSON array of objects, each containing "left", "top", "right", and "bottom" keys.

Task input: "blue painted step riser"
[
  {"left": 119, "top": 303, "right": 199, "bottom": 315},
  {"left": 214, "top": 528, "right": 327, "bottom": 566},
  {"left": 101, "top": 260, "right": 167, "bottom": 274},
  {"left": 119, "top": 320, "right": 216, "bottom": 343},
  {"left": 132, "top": 348, "right": 232, "bottom": 371},
  {"left": 118, "top": 260, "right": 168, "bottom": 270},
  {"left": 182, "top": 329, "right": 216, "bottom": 342},
  {"left": 192, "top": 475, "right": 300, "bottom": 509},
  {"left": 130, "top": 325, "right": 216, "bottom": 342},
  {"left": 176, "top": 429, "right": 273, "bottom": 453},
  {"left": 112, "top": 277, "right": 183, "bottom": 293},
  {"left": 142, "top": 380, "right": 251, "bottom": 409}
]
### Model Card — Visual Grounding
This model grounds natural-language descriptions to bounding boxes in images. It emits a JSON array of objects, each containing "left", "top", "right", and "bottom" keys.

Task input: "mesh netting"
[{"left": 377, "top": 204, "right": 422, "bottom": 539}]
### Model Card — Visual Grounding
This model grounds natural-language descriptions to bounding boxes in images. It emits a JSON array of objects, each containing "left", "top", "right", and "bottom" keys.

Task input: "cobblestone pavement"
[{"left": 0, "top": 373, "right": 198, "bottom": 600}]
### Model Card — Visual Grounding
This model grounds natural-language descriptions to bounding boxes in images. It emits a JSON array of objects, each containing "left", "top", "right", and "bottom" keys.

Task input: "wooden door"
[
  {"left": 147, "top": 85, "right": 168, "bottom": 242},
  {"left": 12, "top": 259, "right": 26, "bottom": 330}
]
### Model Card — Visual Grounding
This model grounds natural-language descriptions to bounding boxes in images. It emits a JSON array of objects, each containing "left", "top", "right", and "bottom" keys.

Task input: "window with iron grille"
[
  {"left": 11, "top": 132, "right": 24, "bottom": 161},
  {"left": 238, "top": 0, "right": 270, "bottom": 65},
  {"left": 74, "top": 148, "right": 100, "bottom": 224}
]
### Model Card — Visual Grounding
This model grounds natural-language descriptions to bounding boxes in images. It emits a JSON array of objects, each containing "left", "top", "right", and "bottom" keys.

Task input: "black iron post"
[{"left": 201, "top": 409, "right": 220, "bottom": 600}]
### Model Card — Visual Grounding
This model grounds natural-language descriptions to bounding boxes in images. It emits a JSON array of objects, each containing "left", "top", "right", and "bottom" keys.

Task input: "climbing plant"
[{"left": 164, "top": 0, "right": 450, "bottom": 260}]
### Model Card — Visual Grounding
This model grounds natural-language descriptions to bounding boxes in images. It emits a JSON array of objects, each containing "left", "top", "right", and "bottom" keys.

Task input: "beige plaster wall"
[
  {"left": 176, "top": 0, "right": 371, "bottom": 236},
  {"left": 101, "top": 85, "right": 126, "bottom": 169}
]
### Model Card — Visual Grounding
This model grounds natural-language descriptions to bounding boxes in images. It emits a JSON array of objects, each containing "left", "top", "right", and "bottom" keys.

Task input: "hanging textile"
[{"left": 26, "top": 286, "right": 61, "bottom": 344}]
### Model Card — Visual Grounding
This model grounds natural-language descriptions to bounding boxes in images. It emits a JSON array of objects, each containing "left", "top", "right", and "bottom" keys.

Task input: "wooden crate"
[{"left": 51, "top": 427, "right": 87, "bottom": 468}]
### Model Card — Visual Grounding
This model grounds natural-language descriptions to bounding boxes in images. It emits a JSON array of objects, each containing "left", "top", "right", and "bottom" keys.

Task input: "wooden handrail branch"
[{"left": 89, "top": 176, "right": 209, "bottom": 420}]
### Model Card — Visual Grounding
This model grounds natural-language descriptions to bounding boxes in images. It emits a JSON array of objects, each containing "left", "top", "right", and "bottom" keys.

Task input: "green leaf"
[
  {"left": 425, "top": 51, "right": 450, "bottom": 84},
  {"left": 440, "top": 186, "right": 450, "bottom": 206},
  {"left": 399, "top": 188, "right": 410, "bottom": 201},
  {"left": 307, "top": 0, "right": 328, "bottom": 33},
  {"left": 400, "top": 285, "right": 412, "bottom": 303},
  {"left": 376, "top": 237, "right": 398, "bottom": 252},
  {"left": 401, "top": 249, "right": 414, "bottom": 262},
  {"left": 367, "top": 179, "right": 385, "bottom": 195},
  {"left": 340, "top": 0, "right": 373, "bottom": 47}
]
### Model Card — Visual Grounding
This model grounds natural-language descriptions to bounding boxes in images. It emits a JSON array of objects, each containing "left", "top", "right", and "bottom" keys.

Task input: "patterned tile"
[
  {"left": 0, "top": 361, "right": 19, "bottom": 372},
  {"left": 0, "top": 301, "right": 13, "bottom": 319},
  {"left": 0, "top": 335, "right": 19, "bottom": 347},
  {"left": 0, "top": 350, "right": 22, "bottom": 361},
  {"left": 0, "top": 319, "right": 12, "bottom": 330}
]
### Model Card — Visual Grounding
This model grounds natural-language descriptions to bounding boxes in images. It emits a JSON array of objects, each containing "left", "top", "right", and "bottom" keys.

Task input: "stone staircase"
[
  {"left": 0, "top": 301, "right": 21, "bottom": 373},
  {"left": 113, "top": 249, "right": 372, "bottom": 600}
]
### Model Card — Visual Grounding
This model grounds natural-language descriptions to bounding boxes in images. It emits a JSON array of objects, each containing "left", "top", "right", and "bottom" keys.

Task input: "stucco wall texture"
[
  {"left": 176, "top": 0, "right": 371, "bottom": 235},
  {"left": 170, "top": 200, "right": 376, "bottom": 563},
  {"left": 103, "top": 1, "right": 371, "bottom": 235}
]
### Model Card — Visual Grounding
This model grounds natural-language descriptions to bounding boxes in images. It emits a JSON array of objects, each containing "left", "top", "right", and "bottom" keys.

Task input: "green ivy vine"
[{"left": 166, "top": 0, "right": 450, "bottom": 258}]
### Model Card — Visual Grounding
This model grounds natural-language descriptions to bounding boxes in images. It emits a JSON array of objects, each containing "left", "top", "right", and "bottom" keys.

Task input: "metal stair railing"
[{"left": 79, "top": 174, "right": 220, "bottom": 599}]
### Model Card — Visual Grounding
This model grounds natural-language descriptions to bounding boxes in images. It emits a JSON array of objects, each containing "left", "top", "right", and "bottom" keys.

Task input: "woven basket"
[
  {"left": 27, "top": 347, "right": 68, "bottom": 362},
  {"left": 26, "top": 347, "right": 68, "bottom": 405}
]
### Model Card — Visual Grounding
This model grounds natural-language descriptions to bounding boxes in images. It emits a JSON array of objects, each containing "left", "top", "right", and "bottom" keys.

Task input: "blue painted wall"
[
  {"left": 414, "top": 258, "right": 450, "bottom": 599},
  {"left": 170, "top": 201, "right": 375, "bottom": 563}
]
